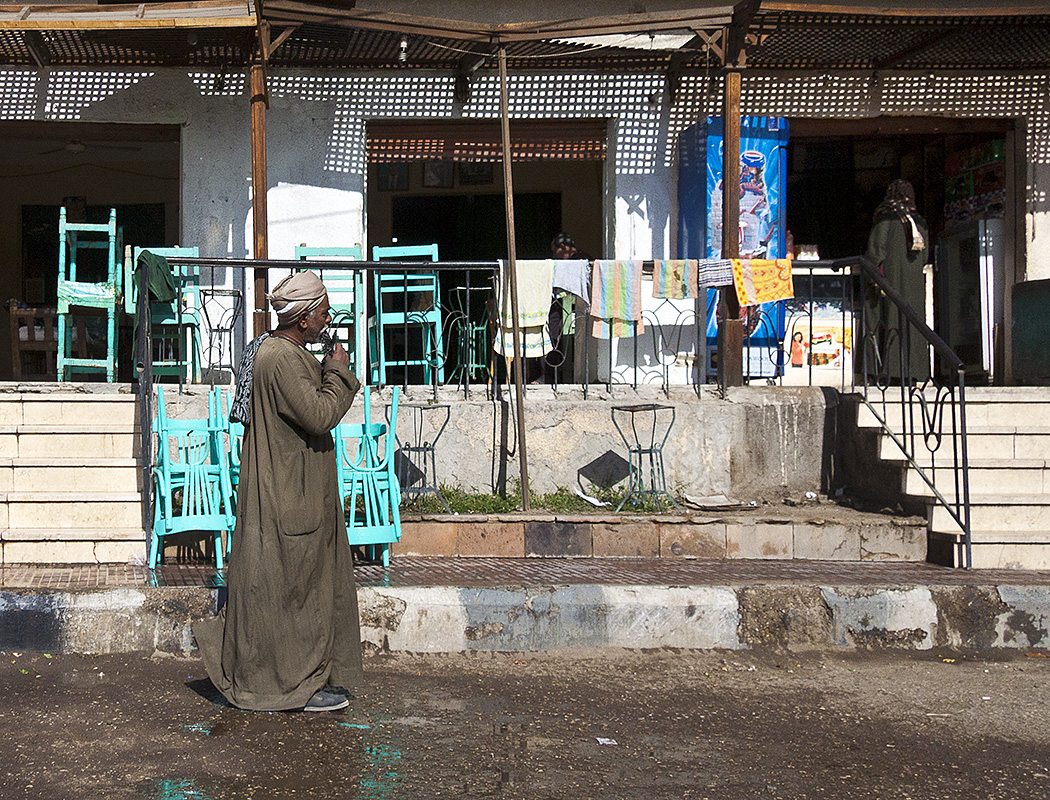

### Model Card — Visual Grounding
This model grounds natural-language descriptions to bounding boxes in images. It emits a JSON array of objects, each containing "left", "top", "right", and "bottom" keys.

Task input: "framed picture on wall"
[
  {"left": 458, "top": 161, "right": 493, "bottom": 186},
  {"left": 377, "top": 163, "right": 408, "bottom": 191},
  {"left": 423, "top": 160, "right": 454, "bottom": 188}
]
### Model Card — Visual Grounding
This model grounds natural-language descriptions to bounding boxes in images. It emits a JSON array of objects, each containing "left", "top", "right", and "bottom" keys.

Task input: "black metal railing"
[
  {"left": 132, "top": 254, "right": 971, "bottom": 566},
  {"left": 841, "top": 253, "right": 972, "bottom": 569}
]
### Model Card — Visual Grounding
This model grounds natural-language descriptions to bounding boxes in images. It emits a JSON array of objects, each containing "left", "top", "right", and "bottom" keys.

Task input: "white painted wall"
[{"left": 2, "top": 66, "right": 1049, "bottom": 378}]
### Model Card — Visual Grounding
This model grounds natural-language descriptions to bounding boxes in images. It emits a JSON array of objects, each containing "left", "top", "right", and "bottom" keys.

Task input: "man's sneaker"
[{"left": 304, "top": 690, "right": 349, "bottom": 712}]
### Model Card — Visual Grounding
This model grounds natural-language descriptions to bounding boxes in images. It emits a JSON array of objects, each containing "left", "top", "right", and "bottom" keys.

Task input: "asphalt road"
[{"left": 0, "top": 647, "right": 1047, "bottom": 799}]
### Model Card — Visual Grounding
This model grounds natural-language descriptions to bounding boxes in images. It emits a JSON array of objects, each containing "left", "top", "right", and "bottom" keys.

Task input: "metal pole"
[
  {"left": 498, "top": 46, "right": 531, "bottom": 511},
  {"left": 718, "top": 69, "right": 743, "bottom": 389},
  {"left": 250, "top": 60, "right": 269, "bottom": 337}
]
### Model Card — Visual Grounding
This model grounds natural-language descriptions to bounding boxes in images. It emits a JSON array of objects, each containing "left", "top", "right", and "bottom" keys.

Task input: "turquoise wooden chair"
[
  {"left": 208, "top": 387, "right": 243, "bottom": 560},
  {"left": 369, "top": 244, "right": 444, "bottom": 386},
  {"left": 126, "top": 246, "right": 203, "bottom": 383},
  {"left": 294, "top": 245, "right": 365, "bottom": 379},
  {"left": 335, "top": 386, "right": 401, "bottom": 566},
  {"left": 57, "top": 207, "right": 120, "bottom": 382},
  {"left": 151, "top": 386, "right": 235, "bottom": 569}
]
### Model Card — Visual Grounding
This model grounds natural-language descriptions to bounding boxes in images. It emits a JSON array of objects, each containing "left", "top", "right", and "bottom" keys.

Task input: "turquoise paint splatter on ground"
[
  {"left": 182, "top": 721, "right": 213, "bottom": 735},
  {"left": 356, "top": 743, "right": 403, "bottom": 800},
  {"left": 338, "top": 722, "right": 372, "bottom": 729},
  {"left": 153, "top": 778, "right": 212, "bottom": 800}
]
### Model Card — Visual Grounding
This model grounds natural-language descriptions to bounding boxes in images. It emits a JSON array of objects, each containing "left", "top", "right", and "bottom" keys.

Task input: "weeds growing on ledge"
[{"left": 402, "top": 484, "right": 680, "bottom": 515}]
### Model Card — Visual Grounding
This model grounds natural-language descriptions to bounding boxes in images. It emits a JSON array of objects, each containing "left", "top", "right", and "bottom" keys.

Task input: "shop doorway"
[
  {"left": 785, "top": 118, "right": 1018, "bottom": 384},
  {"left": 365, "top": 120, "right": 605, "bottom": 384},
  {"left": 0, "top": 121, "right": 180, "bottom": 379}
]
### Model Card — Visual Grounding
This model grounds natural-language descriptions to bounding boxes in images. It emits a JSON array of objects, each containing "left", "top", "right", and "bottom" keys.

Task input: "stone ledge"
[
  {"left": 4, "top": 581, "right": 1050, "bottom": 655},
  {"left": 398, "top": 513, "right": 926, "bottom": 561}
]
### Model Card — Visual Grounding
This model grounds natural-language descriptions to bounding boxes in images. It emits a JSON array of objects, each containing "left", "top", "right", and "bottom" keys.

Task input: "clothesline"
[{"left": 495, "top": 257, "right": 795, "bottom": 349}]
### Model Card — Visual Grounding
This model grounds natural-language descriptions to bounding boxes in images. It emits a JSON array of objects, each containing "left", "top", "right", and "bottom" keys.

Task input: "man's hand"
[{"left": 329, "top": 341, "right": 350, "bottom": 367}]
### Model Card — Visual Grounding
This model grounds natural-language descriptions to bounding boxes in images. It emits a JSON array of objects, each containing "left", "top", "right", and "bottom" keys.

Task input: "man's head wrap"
[
  {"left": 269, "top": 271, "right": 327, "bottom": 325},
  {"left": 550, "top": 232, "right": 576, "bottom": 253}
]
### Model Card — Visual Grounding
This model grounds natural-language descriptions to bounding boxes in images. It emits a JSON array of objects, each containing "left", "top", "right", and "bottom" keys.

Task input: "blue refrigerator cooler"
[{"left": 677, "top": 116, "right": 790, "bottom": 379}]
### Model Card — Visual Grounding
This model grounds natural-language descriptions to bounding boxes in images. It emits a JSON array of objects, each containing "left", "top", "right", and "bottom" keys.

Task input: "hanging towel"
[
  {"left": 697, "top": 258, "right": 735, "bottom": 288},
  {"left": 652, "top": 260, "right": 694, "bottom": 299},
  {"left": 731, "top": 259, "right": 795, "bottom": 307},
  {"left": 590, "top": 259, "right": 644, "bottom": 339},
  {"left": 552, "top": 259, "right": 591, "bottom": 301},
  {"left": 494, "top": 259, "right": 554, "bottom": 357}
]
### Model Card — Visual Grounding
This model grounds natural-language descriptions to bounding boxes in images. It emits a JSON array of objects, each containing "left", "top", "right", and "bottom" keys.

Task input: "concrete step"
[
  {"left": 858, "top": 396, "right": 1050, "bottom": 430},
  {"left": 880, "top": 428, "right": 1050, "bottom": 462},
  {"left": 928, "top": 494, "right": 1050, "bottom": 534},
  {"left": 1, "top": 527, "right": 145, "bottom": 564},
  {"left": 5, "top": 491, "right": 143, "bottom": 529},
  {"left": 904, "top": 459, "right": 1049, "bottom": 496},
  {"left": 0, "top": 393, "right": 139, "bottom": 427},
  {"left": 928, "top": 531, "right": 1050, "bottom": 570},
  {"left": 0, "top": 458, "right": 142, "bottom": 493},
  {"left": 0, "top": 426, "right": 140, "bottom": 459}
]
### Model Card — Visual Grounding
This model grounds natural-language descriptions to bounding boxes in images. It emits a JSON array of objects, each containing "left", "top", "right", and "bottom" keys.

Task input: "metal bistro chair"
[
  {"left": 294, "top": 244, "right": 365, "bottom": 380},
  {"left": 369, "top": 244, "right": 444, "bottom": 386},
  {"left": 126, "top": 246, "right": 204, "bottom": 383},
  {"left": 57, "top": 207, "right": 120, "bottom": 382},
  {"left": 151, "top": 386, "right": 235, "bottom": 569},
  {"left": 335, "top": 386, "right": 401, "bottom": 566}
]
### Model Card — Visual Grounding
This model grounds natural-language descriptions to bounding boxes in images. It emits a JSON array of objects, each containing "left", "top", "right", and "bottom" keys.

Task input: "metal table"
[
  {"left": 388, "top": 402, "right": 451, "bottom": 511},
  {"left": 611, "top": 403, "right": 680, "bottom": 511}
]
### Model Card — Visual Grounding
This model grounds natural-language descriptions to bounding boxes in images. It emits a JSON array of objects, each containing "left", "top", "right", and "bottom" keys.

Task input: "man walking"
[{"left": 195, "top": 270, "right": 361, "bottom": 712}]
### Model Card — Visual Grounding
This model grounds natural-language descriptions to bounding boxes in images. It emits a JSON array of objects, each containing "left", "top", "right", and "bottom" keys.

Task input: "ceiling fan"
[{"left": 38, "top": 139, "right": 142, "bottom": 156}]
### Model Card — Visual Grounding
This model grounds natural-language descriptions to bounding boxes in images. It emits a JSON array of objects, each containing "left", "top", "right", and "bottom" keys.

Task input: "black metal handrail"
[{"left": 834, "top": 254, "right": 972, "bottom": 569}]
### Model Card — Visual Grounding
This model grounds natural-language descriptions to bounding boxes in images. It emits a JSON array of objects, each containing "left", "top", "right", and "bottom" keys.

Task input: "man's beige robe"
[{"left": 195, "top": 336, "right": 361, "bottom": 711}]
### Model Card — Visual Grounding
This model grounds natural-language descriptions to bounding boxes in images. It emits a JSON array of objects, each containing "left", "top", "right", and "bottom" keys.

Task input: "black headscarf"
[{"left": 873, "top": 179, "right": 925, "bottom": 251}]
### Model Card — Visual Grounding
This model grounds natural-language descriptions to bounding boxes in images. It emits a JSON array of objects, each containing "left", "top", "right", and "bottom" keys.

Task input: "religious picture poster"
[
  {"left": 458, "top": 162, "right": 493, "bottom": 185},
  {"left": 423, "top": 161, "right": 454, "bottom": 188},
  {"left": 377, "top": 163, "right": 408, "bottom": 191}
]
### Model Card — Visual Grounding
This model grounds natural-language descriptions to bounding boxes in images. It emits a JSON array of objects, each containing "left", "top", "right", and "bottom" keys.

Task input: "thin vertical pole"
[
  {"left": 499, "top": 46, "right": 531, "bottom": 511},
  {"left": 718, "top": 69, "right": 743, "bottom": 388},
  {"left": 250, "top": 61, "right": 269, "bottom": 336}
]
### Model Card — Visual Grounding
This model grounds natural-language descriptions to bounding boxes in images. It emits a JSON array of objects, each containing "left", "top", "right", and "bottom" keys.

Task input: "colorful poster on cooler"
[{"left": 677, "top": 116, "right": 790, "bottom": 379}]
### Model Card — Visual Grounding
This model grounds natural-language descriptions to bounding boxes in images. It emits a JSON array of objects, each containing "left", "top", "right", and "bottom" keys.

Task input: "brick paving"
[{"left": 2, "top": 557, "right": 1050, "bottom": 590}]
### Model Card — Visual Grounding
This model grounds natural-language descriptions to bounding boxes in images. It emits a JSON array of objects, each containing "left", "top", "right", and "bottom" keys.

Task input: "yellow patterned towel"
[{"left": 731, "top": 259, "right": 794, "bottom": 307}]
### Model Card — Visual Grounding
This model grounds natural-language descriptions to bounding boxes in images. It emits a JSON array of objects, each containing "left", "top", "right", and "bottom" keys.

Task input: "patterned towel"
[
  {"left": 697, "top": 259, "right": 734, "bottom": 288},
  {"left": 652, "top": 260, "right": 694, "bottom": 299},
  {"left": 590, "top": 259, "right": 644, "bottom": 339},
  {"left": 731, "top": 259, "right": 794, "bottom": 307},
  {"left": 494, "top": 259, "right": 554, "bottom": 358}
]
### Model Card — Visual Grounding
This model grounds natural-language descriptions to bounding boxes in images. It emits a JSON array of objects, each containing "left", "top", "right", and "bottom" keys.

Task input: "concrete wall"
[{"left": 165, "top": 384, "right": 833, "bottom": 499}]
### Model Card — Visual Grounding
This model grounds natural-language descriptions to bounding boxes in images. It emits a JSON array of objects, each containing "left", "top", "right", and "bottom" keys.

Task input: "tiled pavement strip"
[{"left": 3, "top": 557, "right": 1050, "bottom": 590}]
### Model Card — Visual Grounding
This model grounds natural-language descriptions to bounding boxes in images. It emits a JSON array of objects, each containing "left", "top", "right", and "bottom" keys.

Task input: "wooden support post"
[
  {"left": 498, "top": 46, "right": 531, "bottom": 511},
  {"left": 718, "top": 69, "right": 744, "bottom": 389},
  {"left": 250, "top": 60, "right": 269, "bottom": 336}
]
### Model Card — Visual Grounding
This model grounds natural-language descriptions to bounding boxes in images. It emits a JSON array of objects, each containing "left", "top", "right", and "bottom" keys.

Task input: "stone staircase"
[
  {"left": 857, "top": 387, "right": 1050, "bottom": 569},
  {"left": 0, "top": 390, "right": 144, "bottom": 564}
]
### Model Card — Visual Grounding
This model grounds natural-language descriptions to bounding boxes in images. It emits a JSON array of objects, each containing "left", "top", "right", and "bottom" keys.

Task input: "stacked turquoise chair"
[
  {"left": 151, "top": 386, "right": 235, "bottom": 569},
  {"left": 57, "top": 207, "right": 120, "bottom": 382},
  {"left": 335, "top": 386, "right": 401, "bottom": 566},
  {"left": 126, "top": 246, "right": 203, "bottom": 383},
  {"left": 368, "top": 244, "right": 443, "bottom": 386},
  {"left": 208, "top": 387, "right": 243, "bottom": 561},
  {"left": 294, "top": 245, "right": 364, "bottom": 378}
]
